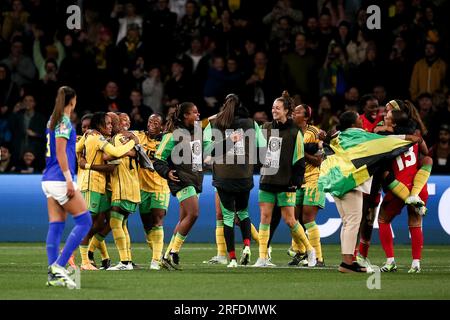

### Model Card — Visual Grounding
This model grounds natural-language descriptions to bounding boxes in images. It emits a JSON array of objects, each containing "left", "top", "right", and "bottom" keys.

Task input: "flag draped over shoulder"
[{"left": 319, "top": 128, "right": 413, "bottom": 198}]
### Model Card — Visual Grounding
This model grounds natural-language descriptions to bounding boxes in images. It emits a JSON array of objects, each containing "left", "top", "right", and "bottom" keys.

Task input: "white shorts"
[{"left": 41, "top": 181, "right": 79, "bottom": 206}]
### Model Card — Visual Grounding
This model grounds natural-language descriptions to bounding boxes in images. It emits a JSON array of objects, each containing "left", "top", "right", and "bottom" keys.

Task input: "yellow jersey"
[
  {"left": 78, "top": 132, "right": 136, "bottom": 194},
  {"left": 302, "top": 125, "right": 320, "bottom": 188},
  {"left": 76, "top": 135, "right": 86, "bottom": 184},
  {"left": 110, "top": 133, "right": 141, "bottom": 203},
  {"left": 134, "top": 131, "right": 170, "bottom": 193}
]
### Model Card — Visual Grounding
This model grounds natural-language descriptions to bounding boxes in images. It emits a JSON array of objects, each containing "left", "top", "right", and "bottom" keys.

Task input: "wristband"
[
  {"left": 63, "top": 170, "right": 73, "bottom": 182},
  {"left": 84, "top": 163, "right": 91, "bottom": 170}
]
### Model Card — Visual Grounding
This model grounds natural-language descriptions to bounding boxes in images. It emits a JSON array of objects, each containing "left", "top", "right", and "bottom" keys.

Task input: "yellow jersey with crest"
[
  {"left": 134, "top": 131, "right": 170, "bottom": 193},
  {"left": 302, "top": 125, "right": 321, "bottom": 188},
  {"left": 110, "top": 133, "right": 141, "bottom": 203},
  {"left": 76, "top": 135, "right": 86, "bottom": 185}
]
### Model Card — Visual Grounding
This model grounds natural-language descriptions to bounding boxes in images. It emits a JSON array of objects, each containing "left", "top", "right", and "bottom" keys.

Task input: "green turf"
[{"left": 0, "top": 243, "right": 449, "bottom": 300}]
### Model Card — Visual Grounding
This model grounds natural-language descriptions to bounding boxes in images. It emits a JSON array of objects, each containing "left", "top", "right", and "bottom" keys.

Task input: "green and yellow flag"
[{"left": 319, "top": 128, "right": 413, "bottom": 198}]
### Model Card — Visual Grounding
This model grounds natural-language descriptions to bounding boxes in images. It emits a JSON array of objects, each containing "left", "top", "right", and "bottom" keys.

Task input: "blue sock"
[
  {"left": 46, "top": 222, "right": 65, "bottom": 266},
  {"left": 55, "top": 212, "right": 92, "bottom": 267}
]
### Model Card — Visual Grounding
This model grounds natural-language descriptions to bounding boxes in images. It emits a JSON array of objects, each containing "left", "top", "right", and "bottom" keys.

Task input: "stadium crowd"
[{"left": 0, "top": 0, "right": 449, "bottom": 174}]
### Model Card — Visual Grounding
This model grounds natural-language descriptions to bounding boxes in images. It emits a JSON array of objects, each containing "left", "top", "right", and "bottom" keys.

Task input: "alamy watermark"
[
  {"left": 66, "top": 5, "right": 82, "bottom": 30},
  {"left": 366, "top": 269, "right": 381, "bottom": 290},
  {"left": 366, "top": 5, "right": 381, "bottom": 30},
  {"left": 67, "top": 265, "right": 81, "bottom": 289}
]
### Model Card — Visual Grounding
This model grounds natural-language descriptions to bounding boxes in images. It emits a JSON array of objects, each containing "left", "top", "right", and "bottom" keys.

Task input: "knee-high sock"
[
  {"left": 145, "top": 229, "right": 153, "bottom": 251},
  {"left": 56, "top": 212, "right": 92, "bottom": 267},
  {"left": 379, "top": 222, "right": 394, "bottom": 258},
  {"left": 258, "top": 224, "right": 270, "bottom": 259},
  {"left": 409, "top": 226, "right": 423, "bottom": 260},
  {"left": 224, "top": 225, "right": 236, "bottom": 259},
  {"left": 239, "top": 217, "right": 251, "bottom": 247},
  {"left": 88, "top": 234, "right": 109, "bottom": 260},
  {"left": 388, "top": 179, "right": 409, "bottom": 202},
  {"left": 123, "top": 219, "right": 132, "bottom": 262},
  {"left": 291, "top": 236, "right": 306, "bottom": 253},
  {"left": 250, "top": 223, "right": 259, "bottom": 244},
  {"left": 268, "top": 208, "right": 281, "bottom": 246},
  {"left": 411, "top": 165, "right": 432, "bottom": 196},
  {"left": 46, "top": 222, "right": 65, "bottom": 266},
  {"left": 79, "top": 245, "right": 89, "bottom": 265},
  {"left": 164, "top": 234, "right": 175, "bottom": 258},
  {"left": 358, "top": 239, "right": 370, "bottom": 258},
  {"left": 150, "top": 226, "right": 164, "bottom": 261},
  {"left": 291, "top": 222, "right": 313, "bottom": 252},
  {"left": 215, "top": 220, "right": 227, "bottom": 257},
  {"left": 171, "top": 232, "right": 186, "bottom": 253},
  {"left": 305, "top": 221, "right": 322, "bottom": 261},
  {"left": 110, "top": 212, "right": 128, "bottom": 262}
]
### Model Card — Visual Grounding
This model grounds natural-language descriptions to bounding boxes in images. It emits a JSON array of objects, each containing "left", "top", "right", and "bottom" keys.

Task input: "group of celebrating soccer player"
[{"left": 42, "top": 85, "right": 431, "bottom": 289}]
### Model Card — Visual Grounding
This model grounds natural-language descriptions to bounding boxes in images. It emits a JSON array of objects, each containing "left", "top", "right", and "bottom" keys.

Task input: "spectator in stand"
[
  {"left": 99, "top": 81, "right": 128, "bottom": 113},
  {"left": 1, "top": 37, "right": 36, "bottom": 87},
  {"left": 319, "top": 40, "right": 349, "bottom": 98},
  {"left": 253, "top": 110, "right": 269, "bottom": 126},
  {"left": 142, "top": 66, "right": 164, "bottom": 114},
  {"left": 224, "top": 56, "right": 243, "bottom": 95},
  {"left": 0, "top": 63, "right": 20, "bottom": 108},
  {"left": 316, "top": 12, "right": 336, "bottom": 65},
  {"left": 355, "top": 45, "right": 386, "bottom": 97},
  {"left": 203, "top": 55, "right": 227, "bottom": 115},
  {"left": 32, "top": 26, "right": 65, "bottom": 80},
  {"left": 178, "top": 0, "right": 202, "bottom": 51},
  {"left": 409, "top": 41, "right": 447, "bottom": 101},
  {"left": 263, "top": 0, "right": 303, "bottom": 41},
  {"left": 13, "top": 150, "right": 38, "bottom": 174},
  {"left": 417, "top": 92, "right": 434, "bottom": 135},
  {"left": 93, "top": 26, "right": 118, "bottom": 84},
  {"left": 385, "top": 35, "right": 413, "bottom": 99},
  {"left": 1, "top": 0, "right": 29, "bottom": 41},
  {"left": 429, "top": 92, "right": 450, "bottom": 145},
  {"left": 129, "top": 89, "right": 152, "bottom": 131},
  {"left": 238, "top": 38, "right": 257, "bottom": 77},
  {"left": 114, "top": 1, "right": 143, "bottom": 45},
  {"left": 334, "top": 20, "right": 351, "bottom": 49},
  {"left": 429, "top": 125, "right": 450, "bottom": 174},
  {"left": 0, "top": 103, "right": 13, "bottom": 145},
  {"left": 164, "top": 60, "right": 191, "bottom": 104},
  {"left": 346, "top": 29, "right": 368, "bottom": 67},
  {"left": 303, "top": 16, "right": 320, "bottom": 53},
  {"left": 117, "top": 24, "right": 145, "bottom": 77},
  {"left": 280, "top": 33, "right": 318, "bottom": 104},
  {"left": 143, "top": 0, "right": 178, "bottom": 64},
  {"left": 213, "top": 9, "right": 237, "bottom": 57},
  {"left": 10, "top": 94, "right": 46, "bottom": 169},
  {"left": 315, "top": 94, "right": 339, "bottom": 132},
  {"left": 35, "top": 59, "right": 59, "bottom": 118},
  {"left": 0, "top": 144, "right": 15, "bottom": 173},
  {"left": 373, "top": 85, "right": 388, "bottom": 107},
  {"left": 343, "top": 86, "right": 359, "bottom": 112}
]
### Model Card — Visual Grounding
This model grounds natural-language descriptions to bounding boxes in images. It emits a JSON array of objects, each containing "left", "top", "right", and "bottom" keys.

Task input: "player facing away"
[
  {"left": 134, "top": 114, "right": 171, "bottom": 270},
  {"left": 254, "top": 91, "right": 316, "bottom": 268},
  {"left": 377, "top": 109, "right": 429, "bottom": 273},
  {"left": 42, "top": 86, "right": 92, "bottom": 288},
  {"left": 205, "top": 94, "right": 266, "bottom": 267},
  {"left": 289, "top": 104, "right": 326, "bottom": 267}
]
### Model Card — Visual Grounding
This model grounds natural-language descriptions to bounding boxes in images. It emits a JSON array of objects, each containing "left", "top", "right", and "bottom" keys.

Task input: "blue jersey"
[{"left": 42, "top": 115, "right": 77, "bottom": 182}]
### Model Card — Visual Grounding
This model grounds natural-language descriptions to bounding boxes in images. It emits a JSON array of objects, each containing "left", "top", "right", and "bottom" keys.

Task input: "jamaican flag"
[{"left": 319, "top": 128, "right": 413, "bottom": 198}]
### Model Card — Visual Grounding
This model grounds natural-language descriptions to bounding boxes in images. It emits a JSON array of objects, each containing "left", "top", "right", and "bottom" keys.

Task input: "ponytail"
[
  {"left": 165, "top": 102, "right": 195, "bottom": 133},
  {"left": 50, "top": 86, "right": 76, "bottom": 130},
  {"left": 275, "top": 90, "right": 294, "bottom": 115},
  {"left": 404, "top": 100, "right": 427, "bottom": 135},
  {"left": 215, "top": 94, "right": 240, "bottom": 130}
]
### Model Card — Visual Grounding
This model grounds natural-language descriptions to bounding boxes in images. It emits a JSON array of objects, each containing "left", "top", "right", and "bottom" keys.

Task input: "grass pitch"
[{"left": 0, "top": 243, "right": 449, "bottom": 300}]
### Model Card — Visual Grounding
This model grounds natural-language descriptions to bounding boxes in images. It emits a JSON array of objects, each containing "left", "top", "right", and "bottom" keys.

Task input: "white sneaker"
[
  {"left": 266, "top": 259, "right": 277, "bottom": 267},
  {"left": 227, "top": 259, "right": 238, "bottom": 268},
  {"left": 405, "top": 195, "right": 425, "bottom": 207},
  {"left": 49, "top": 264, "right": 77, "bottom": 289},
  {"left": 268, "top": 246, "right": 273, "bottom": 260},
  {"left": 107, "top": 262, "right": 133, "bottom": 271},
  {"left": 307, "top": 249, "right": 317, "bottom": 267},
  {"left": 150, "top": 260, "right": 161, "bottom": 270},
  {"left": 239, "top": 246, "right": 251, "bottom": 265},
  {"left": 356, "top": 254, "right": 376, "bottom": 272},
  {"left": 416, "top": 206, "right": 428, "bottom": 216},
  {"left": 252, "top": 257, "right": 269, "bottom": 267},
  {"left": 202, "top": 255, "right": 228, "bottom": 265}
]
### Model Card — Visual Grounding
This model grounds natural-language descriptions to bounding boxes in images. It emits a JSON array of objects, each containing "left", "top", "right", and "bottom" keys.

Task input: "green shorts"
[
  {"left": 296, "top": 187, "right": 326, "bottom": 208},
  {"left": 176, "top": 186, "right": 199, "bottom": 202},
  {"left": 82, "top": 191, "right": 111, "bottom": 214},
  {"left": 258, "top": 190, "right": 296, "bottom": 207},
  {"left": 111, "top": 200, "right": 138, "bottom": 214},
  {"left": 139, "top": 190, "right": 170, "bottom": 213}
]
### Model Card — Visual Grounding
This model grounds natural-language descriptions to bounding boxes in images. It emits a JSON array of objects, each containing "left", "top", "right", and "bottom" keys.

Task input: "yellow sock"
[
  {"left": 258, "top": 223, "right": 270, "bottom": 259},
  {"left": 291, "top": 237, "right": 306, "bottom": 253},
  {"left": 164, "top": 234, "right": 175, "bottom": 258},
  {"left": 146, "top": 229, "right": 153, "bottom": 251},
  {"left": 110, "top": 212, "right": 128, "bottom": 262},
  {"left": 411, "top": 165, "right": 432, "bottom": 196},
  {"left": 291, "top": 222, "right": 313, "bottom": 252},
  {"left": 88, "top": 234, "right": 109, "bottom": 260},
  {"left": 216, "top": 220, "right": 227, "bottom": 257},
  {"left": 171, "top": 232, "right": 186, "bottom": 253},
  {"left": 305, "top": 221, "right": 322, "bottom": 262},
  {"left": 150, "top": 226, "right": 164, "bottom": 261},
  {"left": 79, "top": 245, "right": 89, "bottom": 265},
  {"left": 251, "top": 223, "right": 259, "bottom": 244},
  {"left": 388, "top": 179, "right": 409, "bottom": 201},
  {"left": 123, "top": 219, "right": 132, "bottom": 262}
]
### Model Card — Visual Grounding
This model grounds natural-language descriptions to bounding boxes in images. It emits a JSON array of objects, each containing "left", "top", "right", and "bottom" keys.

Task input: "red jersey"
[
  {"left": 392, "top": 144, "right": 419, "bottom": 187},
  {"left": 360, "top": 113, "right": 383, "bottom": 133}
]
